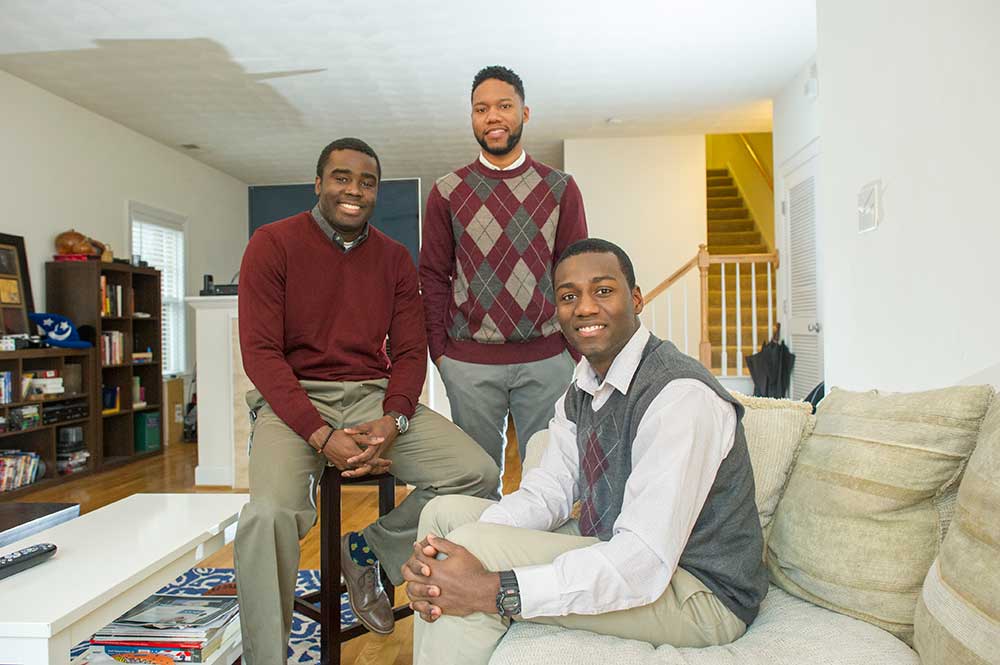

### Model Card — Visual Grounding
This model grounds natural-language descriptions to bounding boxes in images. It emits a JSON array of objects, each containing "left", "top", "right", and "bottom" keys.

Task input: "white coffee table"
[{"left": 0, "top": 493, "right": 248, "bottom": 665}]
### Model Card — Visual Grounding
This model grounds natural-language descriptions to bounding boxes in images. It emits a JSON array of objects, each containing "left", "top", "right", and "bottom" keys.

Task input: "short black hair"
[
  {"left": 316, "top": 137, "right": 381, "bottom": 180},
  {"left": 471, "top": 65, "right": 525, "bottom": 103},
  {"left": 555, "top": 238, "right": 637, "bottom": 290}
]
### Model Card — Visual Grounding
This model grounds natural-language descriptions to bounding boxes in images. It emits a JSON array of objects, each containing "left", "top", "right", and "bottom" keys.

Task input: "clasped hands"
[
  {"left": 402, "top": 534, "right": 500, "bottom": 623},
  {"left": 308, "top": 416, "right": 397, "bottom": 478}
]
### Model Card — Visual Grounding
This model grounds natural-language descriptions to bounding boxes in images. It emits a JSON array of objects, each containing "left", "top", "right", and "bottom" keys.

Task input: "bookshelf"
[
  {"left": 44, "top": 260, "right": 164, "bottom": 473},
  {"left": 0, "top": 348, "right": 98, "bottom": 500}
]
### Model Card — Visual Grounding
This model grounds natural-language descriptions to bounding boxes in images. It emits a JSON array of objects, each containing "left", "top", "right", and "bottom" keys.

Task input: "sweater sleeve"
[
  {"left": 554, "top": 176, "right": 588, "bottom": 360},
  {"left": 238, "top": 229, "right": 326, "bottom": 441},
  {"left": 553, "top": 176, "right": 588, "bottom": 260},
  {"left": 383, "top": 249, "right": 429, "bottom": 418},
  {"left": 418, "top": 184, "right": 455, "bottom": 362}
]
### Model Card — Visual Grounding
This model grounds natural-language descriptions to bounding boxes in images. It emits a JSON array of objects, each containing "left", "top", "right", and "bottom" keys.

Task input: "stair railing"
[{"left": 642, "top": 244, "right": 780, "bottom": 376}]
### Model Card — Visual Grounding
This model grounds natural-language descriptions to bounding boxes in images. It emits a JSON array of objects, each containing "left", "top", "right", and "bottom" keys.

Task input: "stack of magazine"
[{"left": 86, "top": 594, "right": 240, "bottom": 663}]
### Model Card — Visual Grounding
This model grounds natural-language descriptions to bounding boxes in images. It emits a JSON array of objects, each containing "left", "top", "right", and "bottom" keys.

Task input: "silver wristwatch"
[
  {"left": 496, "top": 570, "right": 521, "bottom": 617},
  {"left": 387, "top": 411, "right": 409, "bottom": 434}
]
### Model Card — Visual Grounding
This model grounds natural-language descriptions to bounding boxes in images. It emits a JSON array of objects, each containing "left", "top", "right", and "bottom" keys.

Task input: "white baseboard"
[{"left": 196, "top": 464, "right": 234, "bottom": 487}]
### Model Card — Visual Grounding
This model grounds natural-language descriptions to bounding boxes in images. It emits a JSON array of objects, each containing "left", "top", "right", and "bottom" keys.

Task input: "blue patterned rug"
[{"left": 71, "top": 567, "right": 350, "bottom": 664}]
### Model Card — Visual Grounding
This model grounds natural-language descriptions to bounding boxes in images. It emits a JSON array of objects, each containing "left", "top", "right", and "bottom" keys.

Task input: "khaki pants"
[
  {"left": 413, "top": 495, "right": 747, "bottom": 665},
  {"left": 234, "top": 379, "right": 499, "bottom": 665}
]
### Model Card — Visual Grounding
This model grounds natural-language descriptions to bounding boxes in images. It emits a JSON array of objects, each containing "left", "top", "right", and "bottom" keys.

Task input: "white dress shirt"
[
  {"left": 478, "top": 150, "right": 526, "bottom": 171},
  {"left": 478, "top": 326, "right": 736, "bottom": 618}
]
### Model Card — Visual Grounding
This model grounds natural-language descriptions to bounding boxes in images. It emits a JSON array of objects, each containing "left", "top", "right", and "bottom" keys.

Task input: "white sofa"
[{"left": 490, "top": 386, "right": 1000, "bottom": 665}]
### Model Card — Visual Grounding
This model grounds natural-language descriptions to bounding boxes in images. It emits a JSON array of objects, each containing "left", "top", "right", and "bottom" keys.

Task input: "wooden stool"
[{"left": 294, "top": 469, "right": 414, "bottom": 665}]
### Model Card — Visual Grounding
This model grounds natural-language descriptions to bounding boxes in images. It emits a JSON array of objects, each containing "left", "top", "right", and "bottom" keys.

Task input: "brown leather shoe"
[{"left": 340, "top": 534, "right": 394, "bottom": 634}]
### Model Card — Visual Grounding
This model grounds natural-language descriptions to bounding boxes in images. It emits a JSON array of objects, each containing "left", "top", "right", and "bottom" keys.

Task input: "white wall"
[
  {"left": 817, "top": 0, "right": 1000, "bottom": 390},
  {"left": 773, "top": 58, "right": 820, "bottom": 169},
  {"left": 0, "top": 70, "right": 248, "bottom": 374},
  {"left": 565, "top": 135, "right": 707, "bottom": 355}
]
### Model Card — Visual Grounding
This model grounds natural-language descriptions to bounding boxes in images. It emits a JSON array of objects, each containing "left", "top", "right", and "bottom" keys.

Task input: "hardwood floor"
[{"left": 13, "top": 426, "right": 523, "bottom": 665}]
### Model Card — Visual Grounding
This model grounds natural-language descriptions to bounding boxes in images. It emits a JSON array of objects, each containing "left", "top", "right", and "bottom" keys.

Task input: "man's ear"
[
  {"left": 632, "top": 286, "right": 644, "bottom": 316},
  {"left": 314, "top": 176, "right": 322, "bottom": 196},
  {"left": 522, "top": 104, "right": 530, "bottom": 125}
]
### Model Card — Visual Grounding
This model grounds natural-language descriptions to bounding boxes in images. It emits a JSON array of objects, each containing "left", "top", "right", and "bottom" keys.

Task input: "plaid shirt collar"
[{"left": 311, "top": 204, "right": 369, "bottom": 252}]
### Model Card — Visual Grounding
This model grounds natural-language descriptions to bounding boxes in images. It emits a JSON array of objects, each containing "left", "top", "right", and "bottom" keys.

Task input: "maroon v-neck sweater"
[{"left": 238, "top": 212, "right": 426, "bottom": 441}]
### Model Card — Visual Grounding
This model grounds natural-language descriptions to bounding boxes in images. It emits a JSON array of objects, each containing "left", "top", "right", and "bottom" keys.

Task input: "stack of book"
[
  {"left": 100, "top": 276, "right": 125, "bottom": 317},
  {"left": 24, "top": 370, "right": 65, "bottom": 398},
  {"left": 8, "top": 404, "right": 40, "bottom": 430},
  {"left": 133, "top": 349, "right": 154, "bottom": 365},
  {"left": 0, "top": 450, "right": 42, "bottom": 492},
  {"left": 100, "top": 331, "right": 126, "bottom": 365},
  {"left": 88, "top": 594, "right": 240, "bottom": 663}
]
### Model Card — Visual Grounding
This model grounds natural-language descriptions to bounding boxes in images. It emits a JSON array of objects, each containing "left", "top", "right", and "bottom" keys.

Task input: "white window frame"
[{"left": 128, "top": 201, "right": 188, "bottom": 376}]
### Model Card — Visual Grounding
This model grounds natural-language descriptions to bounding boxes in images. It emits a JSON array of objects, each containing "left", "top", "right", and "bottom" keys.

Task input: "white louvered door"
[{"left": 784, "top": 156, "right": 823, "bottom": 400}]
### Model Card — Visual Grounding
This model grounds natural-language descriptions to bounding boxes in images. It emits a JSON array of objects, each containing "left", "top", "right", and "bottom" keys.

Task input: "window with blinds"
[{"left": 130, "top": 203, "right": 186, "bottom": 375}]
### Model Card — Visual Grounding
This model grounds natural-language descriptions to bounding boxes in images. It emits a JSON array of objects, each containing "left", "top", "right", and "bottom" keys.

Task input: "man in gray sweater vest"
[{"left": 404, "top": 239, "right": 768, "bottom": 665}]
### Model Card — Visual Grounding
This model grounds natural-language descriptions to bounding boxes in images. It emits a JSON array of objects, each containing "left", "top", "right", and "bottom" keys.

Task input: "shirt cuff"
[
  {"left": 478, "top": 503, "right": 518, "bottom": 528},
  {"left": 382, "top": 394, "right": 416, "bottom": 419},
  {"left": 510, "top": 563, "right": 562, "bottom": 618}
]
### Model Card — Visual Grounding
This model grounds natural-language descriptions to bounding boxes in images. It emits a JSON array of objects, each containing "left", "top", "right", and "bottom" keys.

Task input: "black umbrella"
[{"left": 745, "top": 323, "right": 795, "bottom": 398}]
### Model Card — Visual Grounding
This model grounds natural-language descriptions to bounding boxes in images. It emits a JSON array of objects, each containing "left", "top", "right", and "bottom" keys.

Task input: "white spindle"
[
  {"left": 767, "top": 262, "right": 774, "bottom": 340},
  {"left": 666, "top": 291, "right": 673, "bottom": 343},
  {"left": 751, "top": 262, "right": 759, "bottom": 353},
  {"left": 720, "top": 263, "right": 728, "bottom": 376},
  {"left": 735, "top": 263, "right": 743, "bottom": 376},
  {"left": 683, "top": 280, "right": 689, "bottom": 355}
]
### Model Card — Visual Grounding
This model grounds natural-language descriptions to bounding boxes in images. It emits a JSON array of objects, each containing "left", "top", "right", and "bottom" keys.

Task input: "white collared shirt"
[
  {"left": 478, "top": 326, "right": 737, "bottom": 618},
  {"left": 478, "top": 150, "right": 526, "bottom": 171}
]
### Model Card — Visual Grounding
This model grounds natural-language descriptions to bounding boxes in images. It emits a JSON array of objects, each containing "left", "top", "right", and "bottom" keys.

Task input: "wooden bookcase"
[
  {"left": 44, "top": 260, "right": 164, "bottom": 471},
  {"left": 0, "top": 348, "right": 98, "bottom": 500}
]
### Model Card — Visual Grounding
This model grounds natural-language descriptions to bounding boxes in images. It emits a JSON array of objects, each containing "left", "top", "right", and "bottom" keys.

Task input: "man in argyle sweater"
[{"left": 419, "top": 65, "right": 588, "bottom": 479}]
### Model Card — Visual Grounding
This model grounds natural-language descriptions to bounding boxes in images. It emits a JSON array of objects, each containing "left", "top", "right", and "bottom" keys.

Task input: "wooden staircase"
[{"left": 706, "top": 168, "right": 776, "bottom": 372}]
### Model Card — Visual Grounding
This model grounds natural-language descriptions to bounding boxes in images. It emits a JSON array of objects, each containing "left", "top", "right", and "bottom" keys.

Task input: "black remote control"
[{"left": 0, "top": 543, "right": 57, "bottom": 580}]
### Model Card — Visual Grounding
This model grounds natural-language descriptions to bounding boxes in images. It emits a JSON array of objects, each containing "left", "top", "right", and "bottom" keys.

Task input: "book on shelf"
[
  {"left": 101, "top": 386, "right": 121, "bottom": 414},
  {"left": 0, "top": 371, "right": 12, "bottom": 404},
  {"left": 100, "top": 276, "right": 126, "bottom": 318},
  {"left": 100, "top": 331, "right": 126, "bottom": 366},
  {"left": 0, "top": 451, "right": 42, "bottom": 492},
  {"left": 133, "top": 349, "right": 154, "bottom": 364}
]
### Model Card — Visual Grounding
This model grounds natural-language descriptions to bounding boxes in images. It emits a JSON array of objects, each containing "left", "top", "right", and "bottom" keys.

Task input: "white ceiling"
[{"left": 0, "top": 0, "right": 816, "bottom": 186}]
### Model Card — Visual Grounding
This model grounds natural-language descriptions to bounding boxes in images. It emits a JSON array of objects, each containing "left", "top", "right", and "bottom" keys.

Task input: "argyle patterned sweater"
[{"left": 419, "top": 155, "right": 587, "bottom": 364}]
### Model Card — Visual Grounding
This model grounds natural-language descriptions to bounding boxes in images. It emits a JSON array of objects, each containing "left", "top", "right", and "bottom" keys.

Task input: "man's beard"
[{"left": 476, "top": 123, "right": 524, "bottom": 157}]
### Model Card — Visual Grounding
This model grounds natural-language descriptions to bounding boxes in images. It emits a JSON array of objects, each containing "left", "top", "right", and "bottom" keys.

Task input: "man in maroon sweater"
[
  {"left": 419, "top": 66, "right": 588, "bottom": 480},
  {"left": 235, "top": 138, "right": 498, "bottom": 665}
]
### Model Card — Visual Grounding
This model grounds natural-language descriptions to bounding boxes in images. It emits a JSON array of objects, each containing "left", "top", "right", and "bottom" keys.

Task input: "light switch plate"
[{"left": 858, "top": 179, "right": 881, "bottom": 233}]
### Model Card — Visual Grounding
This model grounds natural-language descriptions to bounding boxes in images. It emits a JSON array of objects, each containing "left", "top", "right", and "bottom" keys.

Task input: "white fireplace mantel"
[{"left": 186, "top": 295, "right": 251, "bottom": 488}]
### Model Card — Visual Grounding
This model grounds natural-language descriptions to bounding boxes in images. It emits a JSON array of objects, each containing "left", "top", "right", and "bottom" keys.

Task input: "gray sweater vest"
[{"left": 564, "top": 335, "right": 768, "bottom": 626}]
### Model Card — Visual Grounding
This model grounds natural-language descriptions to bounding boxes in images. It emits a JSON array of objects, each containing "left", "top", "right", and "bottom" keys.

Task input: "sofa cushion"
[
  {"left": 731, "top": 393, "right": 814, "bottom": 539},
  {"left": 766, "top": 385, "right": 995, "bottom": 644},
  {"left": 914, "top": 395, "right": 1000, "bottom": 664},
  {"left": 490, "top": 585, "right": 918, "bottom": 665}
]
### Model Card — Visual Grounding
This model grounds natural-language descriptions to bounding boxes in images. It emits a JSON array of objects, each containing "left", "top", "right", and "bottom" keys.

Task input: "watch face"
[
  {"left": 499, "top": 590, "right": 521, "bottom": 616},
  {"left": 396, "top": 414, "right": 409, "bottom": 433}
]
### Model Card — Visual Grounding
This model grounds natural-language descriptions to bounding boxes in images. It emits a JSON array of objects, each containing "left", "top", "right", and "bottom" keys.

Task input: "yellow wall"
[{"left": 705, "top": 133, "right": 774, "bottom": 250}]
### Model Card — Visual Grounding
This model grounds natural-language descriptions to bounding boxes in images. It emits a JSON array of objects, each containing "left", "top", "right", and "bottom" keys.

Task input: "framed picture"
[{"left": 0, "top": 233, "right": 34, "bottom": 336}]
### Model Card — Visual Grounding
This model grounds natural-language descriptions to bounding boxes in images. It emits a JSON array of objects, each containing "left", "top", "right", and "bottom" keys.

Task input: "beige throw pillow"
[
  {"left": 914, "top": 394, "right": 1000, "bottom": 664},
  {"left": 766, "top": 385, "right": 995, "bottom": 644},
  {"left": 731, "top": 393, "right": 815, "bottom": 539}
]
